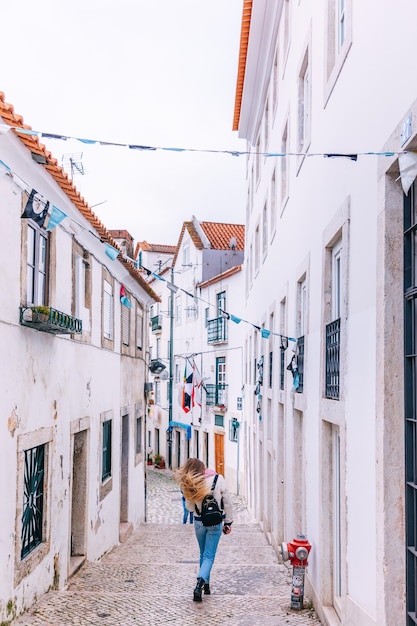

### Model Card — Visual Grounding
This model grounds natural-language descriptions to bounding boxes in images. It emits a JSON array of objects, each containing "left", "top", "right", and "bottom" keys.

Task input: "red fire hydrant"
[{"left": 280, "top": 534, "right": 312, "bottom": 609}]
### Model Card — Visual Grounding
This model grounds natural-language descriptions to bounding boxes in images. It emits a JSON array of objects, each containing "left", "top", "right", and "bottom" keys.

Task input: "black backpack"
[{"left": 195, "top": 475, "right": 223, "bottom": 527}]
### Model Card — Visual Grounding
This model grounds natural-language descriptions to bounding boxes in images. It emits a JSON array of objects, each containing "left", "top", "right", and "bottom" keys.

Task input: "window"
[
  {"left": 175, "top": 295, "right": 182, "bottom": 323},
  {"left": 264, "top": 97, "right": 269, "bottom": 152},
  {"left": 280, "top": 120, "right": 289, "bottom": 213},
  {"left": 271, "top": 169, "right": 277, "bottom": 237},
  {"left": 280, "top": 298, "right": 287, "bottom": 391},
  {"left": 262, "top": 203, "right": 268, "bottom": 257},
  {"left": 121, "top": 300, "right": 130, "bottom": 346},
  {"left": 216, "top": 356, "right": 226, "bottom": 405},
  {"left": 155, "top": 381, "right": 161, "bottom": 405},
  {"left": 136, "top": 415, "right": 142, "bottom": 455},
  {"left": 255, "top": 134, "right": 261, "bottom": 183},
  {"left": 183, "top": 241, "right": 190, "bottom": 267},
  {"left": 215, "top": 414, "right": 224, "bottom": 427},
  {"left": 21, "top": 444, "right": 45, "bottom": 559},
  {"left": 102, "top": 419, "right": 112, "bottom": 481},
  {"left": 156, "top": 337, "right": 160, "bottom": 358},
  {"left": 175, "top": 362, "right": 181, "bottom": 384},
  {"left": 103, "top": 278, "right": 113, "bottom": 341},
  {"left": 74, "top": 251, "right": 91, "bottom": 332},
  {"left": 255, "top": 225, "right": 260, "bottom": 273},
  {"left": 26, "top": 223, "right": 48, "bottom": 306},
  {"left": 136, "top": 306, "right": 143, "bottom": 350},
  {"left": 205, "top": 307, "right": 209, "bottom": 328},
  {"left": 272, "top": 47, "right": 279, "bottom": 113},
  {"left": 325, "top": 0, "right": 352, "bottom": 100},
  {"left": 338, "top": 0, "right": 345, "bottom": 50},
  {"left": 325, "top": 239, "right": 342, "bottom": 399},
  {"left": 298, "top": 49, "right": 311, "bottom": 152}
]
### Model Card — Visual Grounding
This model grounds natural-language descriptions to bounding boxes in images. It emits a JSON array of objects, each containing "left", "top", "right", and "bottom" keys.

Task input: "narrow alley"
[{"left": 12, "top": 468, "right": 322, "bottom": 626}]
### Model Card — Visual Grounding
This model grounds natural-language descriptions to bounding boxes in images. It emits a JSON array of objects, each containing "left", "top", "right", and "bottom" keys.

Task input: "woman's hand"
[{"left": 223, "top": 523, "right": 232, "bottom": 535}]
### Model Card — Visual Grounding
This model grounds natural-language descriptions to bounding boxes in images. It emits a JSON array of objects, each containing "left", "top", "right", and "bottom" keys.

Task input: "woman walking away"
[{"left": 175, "top": 458, "right": 233, "bottom": 602}]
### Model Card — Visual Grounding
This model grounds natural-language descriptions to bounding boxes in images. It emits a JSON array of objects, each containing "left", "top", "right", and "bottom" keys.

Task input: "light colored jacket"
[{"left": 186, "top": 470, "right": 233, "bottom": 524}]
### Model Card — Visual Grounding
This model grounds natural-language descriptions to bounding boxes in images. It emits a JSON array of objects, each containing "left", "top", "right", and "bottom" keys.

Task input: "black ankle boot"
[
  {"left": 193, "top": 577, "right": 205, "bottom": 602},
  {"left": 203, "top": 583, "right": 210, "bottom": 595}
]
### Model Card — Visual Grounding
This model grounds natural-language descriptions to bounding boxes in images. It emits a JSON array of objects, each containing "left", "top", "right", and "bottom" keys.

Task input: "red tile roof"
[
  {"left": 135, "top": 240, "right": 176, "bottom": 256},
  {"left": 200, "top": 221, "right": 245, "bottom": 250},
  {"left": 0, "top": 92, "right": 160, "bottom": 302},
  {"left": 172, "top": 219, "right": 245, "bottom": 267},
  {"left": 233, "top": 0, "right": 253, "bottom": 132}
]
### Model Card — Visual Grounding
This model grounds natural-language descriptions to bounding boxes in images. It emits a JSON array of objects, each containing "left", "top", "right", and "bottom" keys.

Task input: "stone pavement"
[{"left": 12, "top": 467, "right": 322, "bottom": 626}]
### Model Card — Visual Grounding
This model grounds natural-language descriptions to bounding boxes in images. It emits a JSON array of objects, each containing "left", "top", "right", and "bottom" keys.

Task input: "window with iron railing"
[
  {"left": 207, "top": 317, "right": 228, "bottom": 343},
  {"left": 151, "top": 314, "right": 163, "bottom": 332},
  {"left": 297, "top": 335, "right": 305, "bottom": 393},
  {"left": 21, "top": 444, "right": 45, "bottom": 559},
  {"left": 325, "top": 319, "right": 340, "bottom": 399},
  {"left": 205, "top": 384, "right": 228, "bottom": 407}
]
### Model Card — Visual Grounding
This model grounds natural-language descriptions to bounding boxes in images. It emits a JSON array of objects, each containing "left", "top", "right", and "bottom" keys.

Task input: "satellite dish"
[{"left": 160, "top": 370, "right": 169, "bottom": 381}]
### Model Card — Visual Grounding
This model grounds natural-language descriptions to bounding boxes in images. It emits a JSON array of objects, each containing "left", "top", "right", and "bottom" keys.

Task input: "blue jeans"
[{"left": 194, "top": 520, "right": 222, "bottom": 583}]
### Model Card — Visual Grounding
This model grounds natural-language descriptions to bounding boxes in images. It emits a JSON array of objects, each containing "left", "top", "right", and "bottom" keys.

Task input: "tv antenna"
[{"left": 62, "top": 153, "right": 85, "bottom": 178}]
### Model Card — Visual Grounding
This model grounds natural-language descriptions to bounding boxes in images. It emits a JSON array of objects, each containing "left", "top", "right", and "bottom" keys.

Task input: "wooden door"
[{"left": 214, "top": 433, "right": 224, "bottom": 476}]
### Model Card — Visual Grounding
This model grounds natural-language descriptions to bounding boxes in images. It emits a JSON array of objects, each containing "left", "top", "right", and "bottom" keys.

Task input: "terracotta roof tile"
[
  {"left": 0, "top": 91, "right": 160, "bottom": 303},
  {"left": 200, "top": 221, "right": 245, "bottom": 250}
]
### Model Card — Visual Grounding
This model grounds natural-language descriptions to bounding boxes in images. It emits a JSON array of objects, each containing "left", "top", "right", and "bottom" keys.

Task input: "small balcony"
[
  {"left": 151, "top": 314, "right": 163, "bottom": 333},
  {"left": 20, "top": 306, "right": 82, "bottom": 335},
  {"left": 207, "top": 317, "right": 228, "bottom": 344},
  {"left": 205, "top": 383, "right": 228, "bottom": 409}
]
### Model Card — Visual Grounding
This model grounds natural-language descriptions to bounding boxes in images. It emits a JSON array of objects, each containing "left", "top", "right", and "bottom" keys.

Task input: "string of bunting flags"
[
  {"left": 0, "top": 122, "right": 409, "bottom": 160},
  {"left": 140, "top": 261, "right": 297, "bottom": 345},
  {"left": 3, "top": 122, "right": 417, "bottom": 194}
]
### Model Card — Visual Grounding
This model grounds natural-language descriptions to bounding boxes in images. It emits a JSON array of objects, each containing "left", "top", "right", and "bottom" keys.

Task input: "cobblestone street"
[{"left": 12, "top": 468, "right": 322, "bottom": 625}]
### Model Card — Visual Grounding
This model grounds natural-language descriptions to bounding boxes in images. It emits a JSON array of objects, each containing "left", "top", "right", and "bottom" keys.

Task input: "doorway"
[
  {"left": 120, "top": 414, "right": 129, "bottom": 524},
  {"left": 214, "top": 432, "right": 224, "bottom": 476},
  {"left": 70, "top": 430, "right": 88, "bottom": 575}
]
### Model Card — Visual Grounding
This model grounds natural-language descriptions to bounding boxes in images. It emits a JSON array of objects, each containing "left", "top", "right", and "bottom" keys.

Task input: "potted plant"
[
  {"left": 32, "top": 306, "right": 50, "bottom": 322},
  {"left": 147, "top": 454, "right": 153, "bottom": 466},
  {"left": 154, "top": 454, "right": 165, "bottom": 469}
]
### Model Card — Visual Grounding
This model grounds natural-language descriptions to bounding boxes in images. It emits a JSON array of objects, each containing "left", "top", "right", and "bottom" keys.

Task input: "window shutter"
[{"left": 103, "top": 280, "right": 113, "bottom": 339}]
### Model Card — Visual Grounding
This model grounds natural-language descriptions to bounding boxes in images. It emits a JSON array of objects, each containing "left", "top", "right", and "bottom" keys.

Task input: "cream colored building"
[
  {"left": 233, "top": 1, "right": 417, "bottom": 624},
  {"left": 0, "top": 94, "right": 159, "bottom": 622}
]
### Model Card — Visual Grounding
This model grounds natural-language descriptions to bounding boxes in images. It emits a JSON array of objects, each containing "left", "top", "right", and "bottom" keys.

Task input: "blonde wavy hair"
[{"left": 174, "top": 458, "right": 209, "bottom": 503}]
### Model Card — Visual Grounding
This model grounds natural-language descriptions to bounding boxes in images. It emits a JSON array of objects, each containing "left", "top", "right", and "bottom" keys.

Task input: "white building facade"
[
  {"left": 234, "top": 1, "right": 417, "bottom": 625},
  {"left": 146, "top": 217, "right": 246, "bottom": 494},
  {"left": 0, "top": 94, "right": 158, "bottom": 622}
]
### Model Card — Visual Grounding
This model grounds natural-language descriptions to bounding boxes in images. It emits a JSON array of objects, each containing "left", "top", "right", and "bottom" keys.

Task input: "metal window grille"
[
  {"left": 122, "top": 304, "right": 130, "bottom": 346},
  {"left": 325, "top": 319, "right": 340, "bottom": 399},
  {"left": 205, "top": 384, "right": 228, "bottom": 407},
  {"left": 404, "top": 185, "right": 417, "bottom": 622},
  {"left": 207, "top": 317, "right": 228, "bottom": 343},
  {"left": 297, "top": 335, "right": 305, "bottom": 393},
  {"left": 280, "top": 348, "right": 285, "bottom": 390},
  {"left": 21, "top": 445, "right": 45, "bottom": 559},
  {"left": 102, "top": 420, "right": 112, "bottom": 481}
]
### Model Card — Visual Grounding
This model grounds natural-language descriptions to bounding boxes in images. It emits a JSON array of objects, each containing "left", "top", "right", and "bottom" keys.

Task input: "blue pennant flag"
[
  {"left": 104, "top": 243, "right": 119, "bottom": 260},
  {"left": 46, "top": 205, "right": 67, "bottom": 231},
  {"left": 230, "top": 315, "right": 242, "bottom": 324},
  {"left": 120, "top": 295, "right": 132, "bottom": 308}
]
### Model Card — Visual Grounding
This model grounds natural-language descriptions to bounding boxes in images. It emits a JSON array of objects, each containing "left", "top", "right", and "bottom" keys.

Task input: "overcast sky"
[{"left": 1, "top": 0, "right": 246, "bottom": 245}]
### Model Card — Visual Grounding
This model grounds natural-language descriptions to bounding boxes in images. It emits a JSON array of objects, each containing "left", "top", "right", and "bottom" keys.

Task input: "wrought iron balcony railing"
[
  {"left": 207, "top": 316, "right": 228, "bottom": 344},
  {"left": 205, "top": 383, "right": 228, "bottom": 408},
  {"left": 20, "top": 306, "right": 83, "bottom": 335},
  {"left": 325, "top": 318, "right": 340, "bottom": 399},
  {"left": 151, "top": 314, "right": 163, "bottom": 333}
]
